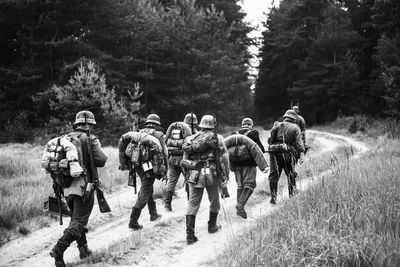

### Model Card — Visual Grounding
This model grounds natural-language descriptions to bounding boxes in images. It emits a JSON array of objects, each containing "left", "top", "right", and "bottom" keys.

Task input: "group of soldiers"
[{"left": 49, "top": 107, "right": 307, "bottom": 266}]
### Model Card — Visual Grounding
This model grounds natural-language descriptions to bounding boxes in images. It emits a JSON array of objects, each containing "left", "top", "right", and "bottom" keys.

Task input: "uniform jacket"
[
  {"left": 64, "top": 129, "right": 107, "bottom": 197},
  {"left": 296, "top": 115, "right": 306, "bottom": 133},
  {"left": 269, "top": 120, "right": 304, "bottom": 154}
]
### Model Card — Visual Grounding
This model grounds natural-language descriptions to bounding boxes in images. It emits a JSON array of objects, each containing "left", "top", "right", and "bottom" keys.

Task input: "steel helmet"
[
  {"left": 74, "top": 110, "right": 96, "bottom": 125},
  {"left": 199, "top": 115, "right": 215, "bottom": 129},
  {"left": 292, "top": 106, "right": 299, "bottom": 114},
  {"left": 241, "top": 118, "right": 253, "bottom": 129},
  {"left": 283, "top": 109, "right": 298, "bottom": 121},
  {"left": 183, "top": 113, "right": 198, "bottom": 125},
  {"left": 146, "top": 114, "right": 161, "bottom": 125}
]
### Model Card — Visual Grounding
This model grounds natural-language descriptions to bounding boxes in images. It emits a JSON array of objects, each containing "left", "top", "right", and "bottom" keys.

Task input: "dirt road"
[{"left": 0, "top": 130, "right": 368, "bottom": 267}]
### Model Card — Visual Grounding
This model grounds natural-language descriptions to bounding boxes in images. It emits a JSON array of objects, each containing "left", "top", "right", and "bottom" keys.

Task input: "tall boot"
[
  {"left": 76, "top": 233, "right": 92, "bottom": 259},
  {"left": 236, "top": 188, "right": 243, "bottom": 205},
  {"left": 164, "top": 191, "right": 173, "bottom": 211},
  {"left": 50, "top": 231, "right": 75, "bottom": 267},
  {"left": 186, "top": 215, "right": 198, "bottom": 244},
  {"left": 208, "top": 211, "right": 221, "bottom": 234},
  {"left": 270, "top": 181, "right": 278, "bottom": 205},
  {"left": 236, "top": 188, "right": 252, "bottom": 219},
  {"left": 128, "top": 207, "right": 143, "bottom": 230},
  {"left": 148, "top": 198, "right": 162, "bottom": 221}
]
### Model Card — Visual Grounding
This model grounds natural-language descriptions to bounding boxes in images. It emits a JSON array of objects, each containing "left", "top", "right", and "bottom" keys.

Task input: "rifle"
[
  {"left": 128, "top": 163, "right": 137, "bottom": 194},
  {"left": 190, "top": 112, "right": 194, "bottom": 134},
  {"left": 82, "top": 132, "right": 111, "bottom": 213},
  {"left": 212, "top": 115, "right": 230, "bottom": 198},
  {"left": 57, "top": 182, "right": 63, "bottom": 225}
]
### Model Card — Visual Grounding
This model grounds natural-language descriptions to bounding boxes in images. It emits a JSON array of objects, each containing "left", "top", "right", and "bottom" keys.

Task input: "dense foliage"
[
  {"left": 255, "top": 0, "right": 400, "bottom": 124},
  {"left": 0, "top": 0, "right": 251, "bottom": 142}
]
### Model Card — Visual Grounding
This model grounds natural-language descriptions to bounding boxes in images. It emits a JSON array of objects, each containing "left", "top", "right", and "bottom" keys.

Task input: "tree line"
[
  {"left": 0, "top": 0, "right": 252, "bottom": 142},
  {"left": 255, "top": 0, "right": 400, "bottom": 125}
]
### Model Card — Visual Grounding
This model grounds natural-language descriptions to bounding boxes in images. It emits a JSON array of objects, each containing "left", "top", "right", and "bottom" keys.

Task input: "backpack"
[
  {"left": 170, "top": 123, "right": 183, "bottom": 140},
  {"left": 124, "top": 131, "right": 166, "bottom": 175},
  {"left": 228, "top": 131, "right": 252, "bottom": 163},
  {"left": 41, "top": 134, "right": 85, "bottom": 188}
]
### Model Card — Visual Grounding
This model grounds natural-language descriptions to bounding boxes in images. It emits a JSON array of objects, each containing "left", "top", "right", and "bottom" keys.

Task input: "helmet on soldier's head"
[
  {"left": 74, "top": 110, "right": 96, "bottom": 125},
  {"left": 283, "top": 109, "right": 297, "bottom": 121},
  {"left": 199, "top": 115, "right": 215, "bottom": 129},
  {"left": 146, "top": 114, "right": 161, "bottom": 125},
  {"left": 241, "top": 118, "right": 253, "bottom": 129},
  {"left": 292, "top": 106, "right": 299, "bottom": 114},
  {"left": 184, "top": 113, "right": 198, "bottom": 125}
]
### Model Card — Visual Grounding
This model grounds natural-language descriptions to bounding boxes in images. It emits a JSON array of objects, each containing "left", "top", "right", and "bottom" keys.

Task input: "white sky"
[{"left": 239, "top": 0, "right": 278, "bottom": 81}]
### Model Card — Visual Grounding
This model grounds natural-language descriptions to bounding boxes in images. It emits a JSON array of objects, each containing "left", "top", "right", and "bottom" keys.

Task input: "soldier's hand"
[{"left": 262, "top": 167, "right": 270, "bottom": 173}]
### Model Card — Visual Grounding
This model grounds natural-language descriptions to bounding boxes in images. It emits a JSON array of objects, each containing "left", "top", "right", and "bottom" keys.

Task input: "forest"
[{"left": 1, "top": 0, "right": 399, "bottom": 143}]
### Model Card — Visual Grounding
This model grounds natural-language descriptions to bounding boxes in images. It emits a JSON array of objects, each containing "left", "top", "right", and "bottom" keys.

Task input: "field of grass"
[{"left": 215, "top": 132, "right": 400, "bottom": 266}]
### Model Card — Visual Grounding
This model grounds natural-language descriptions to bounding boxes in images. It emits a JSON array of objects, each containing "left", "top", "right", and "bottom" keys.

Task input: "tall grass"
[{"left": 215, "top": 137, "right": 400, "bottom": 267}]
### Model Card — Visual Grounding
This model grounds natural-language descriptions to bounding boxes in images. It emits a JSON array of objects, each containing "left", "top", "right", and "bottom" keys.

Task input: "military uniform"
[
  {"left": 231, "top": 118, "right": 265, "bottom": 219},
  {"left": 50, "top": 111, "right": 107, "bottom": 267},
  {"left": 128, "top": 114, "right": 168, "bottom": 230},
  {"left": 181, "top": 115, "right": 230, "bottom": 244},
  {"left": 293, "top": 106, "right": 307, "bottom": 146},
  {"left": 163, "top": 116, "right": 195, "bottom": 211},
  {"left": 268, "top": 110, "right": 304, "bottom": 204}
]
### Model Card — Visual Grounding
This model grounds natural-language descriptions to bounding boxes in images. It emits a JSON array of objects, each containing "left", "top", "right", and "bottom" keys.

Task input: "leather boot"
[
  {"left": 148, "top": 199, "right": 162, "bottom": 221},
  {"left": 208, "top": 211, "right": 221, "bottom": 234},
  {"left": 50, "top": 231, "right": 75, "bottom": 267},
  {"left": 76, "top": 233, "right": 92, "bottom": 259},
  {"left": 164, "top": 191, "right": 173, "bottom": 211},
  {"left": 270, "top": 181, "right": 277, "bottom": 205},
  {"left": 186, "top": 215, "right": 198, "bottom": 244},
  {"left": 236, "top": 188, "right": 243, "bottom": 205},
  {"left": 236, "top": 188, "right": 252, "bottom": 219},
  {"left": 128, "top": 207, "right": 143, "bottom": 230}
]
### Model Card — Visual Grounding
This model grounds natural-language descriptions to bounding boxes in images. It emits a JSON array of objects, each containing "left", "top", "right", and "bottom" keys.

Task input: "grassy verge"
[{"left": 215, "top": 135, "right": 400, "bottom": 266}]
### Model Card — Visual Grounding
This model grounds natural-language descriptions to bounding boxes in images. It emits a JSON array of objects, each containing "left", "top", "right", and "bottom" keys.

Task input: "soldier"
[
  {"left": 268, "top": 109, "right": 304, "bottom": 205},
  {"left": 163, "top": 114, "right": 193, "bottom": 211},
  {"left": 50, "top": 111, "right": 108, "bottom": 267},
  {"left": 181, "top": 115, "right": 230, "bottom": 244},
  {"left": 292, "top": 106, "right": 307, "bottom": 147},
  {"left": 184, "top": 112, "right": 198, "bottom": 134},
  {"left": 128, "top": 114, "right": 168, "bottom": 230},
  {"left": 231, "top": 118, "right": 266, "bottom": 219}
]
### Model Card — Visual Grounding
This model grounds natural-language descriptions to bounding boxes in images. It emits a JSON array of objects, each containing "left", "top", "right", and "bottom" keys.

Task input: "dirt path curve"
[{"left": 0, "top": 130, "right": 368, "bottom": 267}]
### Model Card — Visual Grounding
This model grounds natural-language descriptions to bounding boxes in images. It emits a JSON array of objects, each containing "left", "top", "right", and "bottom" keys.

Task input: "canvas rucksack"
[
  {"left": 124, "top": 130, "right": 165, "bottom": 175},
  {"left": 41, "top": 134, "right": 85, "bottom": 188},
  {"left": 227, "top": 130, "right": 252, "bottom": 163}
]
